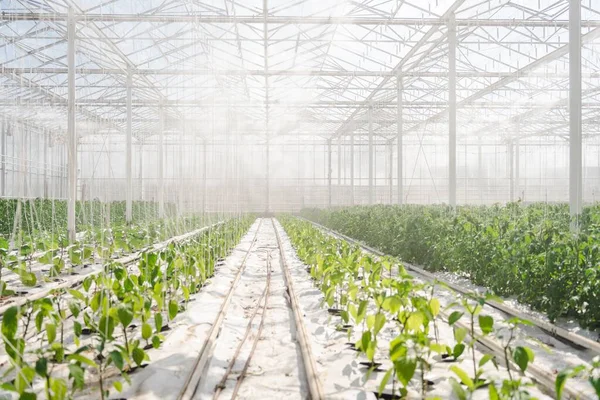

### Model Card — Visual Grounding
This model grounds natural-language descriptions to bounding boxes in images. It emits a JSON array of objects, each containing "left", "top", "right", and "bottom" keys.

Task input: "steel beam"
[
  {"left": 4, "top": 13, "right": 599, "bottom": 27},
  {"left": 8, "top": 67, "right": 593, "bottom": 78},
  {"left": 508, "top": 141, "right": 514, "bottom": 202},
  {"left": 1, "top": 120, "right": 5, "bottom": 197},
  {"left": 138, "top": 142, "right": 144, "bottom": 201},
  {"left": 388, "top": 141, "right": 393, "bottom": 204},
  {"left": 478, "top": 135, "right": 483, "bottom": 204},
  {"left": 67, "top": 7, "right": 77, "bottom": 242},
  {"left": 158, "top": 106, "right": 165, "bottom": 218},
  {"left": 202, "top": 140, "right": 207, "bottom": 213},
  {"left": 337, "top": 138, "right": 341, "bottom": 187},
  {"left": 570, "top": 0, "right": 583, "bottom": 220},
  {"left": 448, "top": 14, "right": 457, "bottom": 207},
  {"left": 368, "top": 105, "right": 374, "bottom": 205},
  {"left": 327, "top": 139, "right": 332, "bottom": 208},
  {"left": 264, "top": 0, "right": 270, "bottom": 214},
  {"left": 125, "top": 70, "right": 133, "bottom": 224},
  {"left": 515, "top": 139, "right": 520, "bottom": 200},
  {"left": 350, "top": 132, "right": 355, "bottom": 205},
  {"left": 397, "top": 76, "right": 403, "bottom": 205},
  {"left": 43, "top": 130, "right": 48, "bottom": 198}
]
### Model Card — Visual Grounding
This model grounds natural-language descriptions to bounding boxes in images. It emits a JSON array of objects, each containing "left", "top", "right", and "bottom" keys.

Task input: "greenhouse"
[{"left": 1, "top": 0, "right": 600, "bottom": 398}]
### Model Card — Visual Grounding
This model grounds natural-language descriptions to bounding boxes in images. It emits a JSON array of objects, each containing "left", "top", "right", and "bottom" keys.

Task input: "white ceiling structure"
[{"left": 0, "top": 0, "right": 599, "bottom": 145}]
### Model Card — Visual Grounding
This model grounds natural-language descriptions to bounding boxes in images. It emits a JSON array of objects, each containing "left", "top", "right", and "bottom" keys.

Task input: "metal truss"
[{"left": 1, "top": 0, "right": 600, "bottom": 215}]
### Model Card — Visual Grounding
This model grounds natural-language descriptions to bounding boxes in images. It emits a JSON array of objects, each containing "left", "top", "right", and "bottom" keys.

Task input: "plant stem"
[
  {"left": 471, "top": 312, "right": 477, "bottom": 379},
  {"left": 505, "top": 328, "right": 514, "bottom": 382},
  {"left": 123, "top": 327, "right": 129, "bottom": 356}
]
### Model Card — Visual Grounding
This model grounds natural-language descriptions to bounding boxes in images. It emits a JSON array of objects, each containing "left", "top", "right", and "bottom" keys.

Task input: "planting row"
[
  {"left": 280, "top": 217, "right": 600, "bottom": 399},
  {"left": 302, "top": 204, "right": 600, "bottom": 328},
  {"left": 0, "top": 199, "right": 176, "bottom": 237},
  {"left": 0, "top": 215, "right": 220, "bottom": 297},
  {"left": 0, "top": 216, "right": 254, "bottom": 400}
]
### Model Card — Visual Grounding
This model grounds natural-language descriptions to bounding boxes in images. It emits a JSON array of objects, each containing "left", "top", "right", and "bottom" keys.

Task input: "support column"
[
  {"left": 67, "top": 7, "right": 77, "bottom": 242},
  {"left": 448, "top": 13, "right": 457, "bottom": 207},
  {"left": 192, "top": 132, "right": 198, "bottom": 213},
  {"left": 368, "top": 105, "right": 374, "bottom": 204},
  {"left": 158, "top": 106, "right": 165, "bottom": 218},
  {"left": 138, "top": 142, "right": 144, "bottom": 201},
  {"left": 397, "top": 76, "right": 403, "bottom": 205},
  {"left": 508, "top": 141, "right": 514, "bottom": 202},
  {"left": 337, "top": 137, "right": 341, "bottom": 187},
  {"left": 515, "top": 140, "right": 520, "bottom": 200},
  {"left": 43, "top": 130, "right": 48, "bottom": 198},
  {"left": 178, "top": 125, "right": 184, "bottom": 216},
  {"left": 1, "top": 120, "right": 5, "bottom": 197},
  {"left": 125, "top": 70, "right": 133, "bottom": 224},
  {"left": 570, "top": 0, "right": 582, "bottom": 219},
  {"left": 350, "top": 133, "right": 355, "bottom": 205},
  {"left": 202, "top": 140, "right": 207, "bottom": 213},
  {"left": 327, "top": 139, "right": 332, "bottom": 208},
  {"left": 388, "top": 141, "right": 393, "bottom": 204},
  {"left": 266, "top": 135, "right": 270, "bottom": 213},
  {"left": 478, "top": 135, "right": 483, "bottom": 204}
]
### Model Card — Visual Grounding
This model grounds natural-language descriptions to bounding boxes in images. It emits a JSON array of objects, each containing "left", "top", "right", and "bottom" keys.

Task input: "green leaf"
[
  {"left": 488, "top": 383, "right": 500, "bottom": 400},
  {"left": 453, "top": 343, "right": 465, "bottom": 359},
  {"left": 394, "top": 357, "right": 416, "bottom": 387},
  {"left": 454, "top": 327, "right": 468, "bottom": 343},
  {"left": 68, "top": 289, "right": 86, "bottom": 303},
  {"left": 68, "top": 301, "right": 80, "bottom": 319},
  {"left": 142, "top": 323, "right": 152, "bottom": 341},
  {"left": 556, "top": 370, "right": 570, "bottom": 400},
  {"left": 479, "top": 354, "right": 495, "bottom": 368},
  {"left": 73, "top": 321, "right": 82, "bottom": 337},
  {"left": 450, "top": 365, "right": 474, "bottom": 390},
  {"left": 357, "top": 300, "right": 368, "bottom": 324},
  {"left": 15, "top": 366, "right": 35, "bottom": 393},
  {"left": 99, "top": 315, "right": 115, "bottom": 340},
  {"left": 152, "top": 335, "right": 161, "bottom": 349},
  {"left": 113, "top": 381, "right": 123, "bottom": 393},
  {"left": 478, "top": 315, "right": 494, "bottom": 334},
  {"left": 589, "top": 376, "right": 600, "bottom": 397},
  {"left": 513, "top": 346, "right": 531, "bottom": 372},
  {"left": 168, "top": 300, "right": 179, "bottom": 320},
  {"left": 2, "top": 306, "right": 19, "bottom": 339},
  {"left": 373, "top": 313, "right": 386, "bottom": 336},
  {"left": 50, "top": 377, "right": 67, "bottom": 399},
  {"left": 448, "top": 311, "right": 463, "bottom": 326},
  {"left": 429, "top": 298, "right": 440, "bottom": 317},
  {"left": 35, "top": 358, "right": 48, "bottom": 378},
  {"left": 19, "top": 270, "right": 37, "bottom": 287},
  {"left": 406, "top": 312, "right": 424, "bottom": 331},
  {"left": 46, "top": 323, "right": 56, "bottom": 344},
  {"left": 110, "top": 350, "right": 124, "bottom": 371},
  {"left": 68, "top": 354, "right": 98, "bottom": 368},
  {"left": 132, "top": 347, "right": 145, "bottom": 366},
  {"left": 118, "top": 306, "right": 134, "bottom": 328},
  {"left": 154, "top": 313, "right": 163, "bottom": 333},
  {"left": 378, "top": 369, "right": 393, "bottom": 397},
  {"left": 429, "top": 343, "right": 446, "bottom": 354},
  {"left": 68, "top": 364, "right": 85, "bottom": 390},
  {"left": 359, "top": 331, "right": 371, "bottom": 353},
  {"left": 19, "top": 393, "right": 37, "bottom": 400}
]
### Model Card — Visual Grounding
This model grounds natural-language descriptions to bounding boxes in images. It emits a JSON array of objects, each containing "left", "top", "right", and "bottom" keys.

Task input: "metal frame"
[{"left": 1, "top": 0, "right": 599, "bottom": 218}]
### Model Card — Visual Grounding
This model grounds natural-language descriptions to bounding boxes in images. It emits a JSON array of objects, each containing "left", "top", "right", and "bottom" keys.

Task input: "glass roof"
[{"left": 1, "top": 0, "right": 600, "bottom": 145}]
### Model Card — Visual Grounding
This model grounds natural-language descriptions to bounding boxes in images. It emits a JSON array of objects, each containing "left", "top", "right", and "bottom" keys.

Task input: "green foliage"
[
  {"left": 0, "top": 215, "right": 254, "bottom": 400},
  {"left": 281, "top": 215, "right": 600, "bottom": 399},
  {"left": 0, "top": 198, "right": 175, "bottom": 236},
  {"left": 302, "top": 203, "right": 600, "bottom": 328}
]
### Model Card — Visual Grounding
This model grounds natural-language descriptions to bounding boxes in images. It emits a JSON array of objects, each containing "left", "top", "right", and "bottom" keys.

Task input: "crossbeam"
[{"left": 2, "top": 13, "right": 600, "bottom": 27}]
